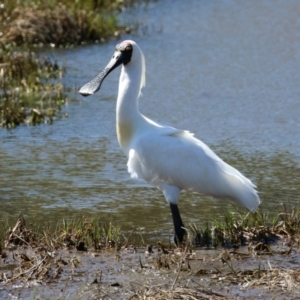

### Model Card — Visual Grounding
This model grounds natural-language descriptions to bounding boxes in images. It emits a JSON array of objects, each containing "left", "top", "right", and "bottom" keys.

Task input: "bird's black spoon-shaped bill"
[
  {"left": 78, "top": 68, "right": 110, "bottom": 96},
  {"left": 78, "top": 50, "right": 125, "bottom": 97}
]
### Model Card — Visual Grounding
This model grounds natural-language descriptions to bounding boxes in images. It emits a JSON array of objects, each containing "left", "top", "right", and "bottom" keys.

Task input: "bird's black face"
[
  {"left": 78, "top": 41, "right": 133, "bottom": 96},
  {"left": 115, "top": 41, "right": 133, "bottom": 65}
]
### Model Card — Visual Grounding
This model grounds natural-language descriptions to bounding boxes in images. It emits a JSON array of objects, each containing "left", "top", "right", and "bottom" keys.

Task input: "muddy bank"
[
  {"left": 1, "top": 240, "right": 300, "bottom": 299},
  {"left": 1, "top": 210, "right": 300, "bottom": 299}
]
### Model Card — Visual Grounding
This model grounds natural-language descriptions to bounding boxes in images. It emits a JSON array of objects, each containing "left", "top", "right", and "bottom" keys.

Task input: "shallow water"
[{"left": 1, "top": 0, "right": 300, "bottom": 236}]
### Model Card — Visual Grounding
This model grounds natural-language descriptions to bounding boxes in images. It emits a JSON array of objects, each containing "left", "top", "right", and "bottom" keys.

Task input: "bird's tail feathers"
[{"left": 224, "top": 173, "right": 260, "bottom": 212}]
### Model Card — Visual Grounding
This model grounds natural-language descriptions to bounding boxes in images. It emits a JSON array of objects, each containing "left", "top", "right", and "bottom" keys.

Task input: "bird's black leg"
[{"left": 170, "top": 203, "right": 185, "bottom": 245}]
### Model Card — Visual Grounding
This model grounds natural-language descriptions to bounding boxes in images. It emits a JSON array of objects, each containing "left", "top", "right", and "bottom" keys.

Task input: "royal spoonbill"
[{"left": 79, "top": 40, "right": 261, "bottom": 244}]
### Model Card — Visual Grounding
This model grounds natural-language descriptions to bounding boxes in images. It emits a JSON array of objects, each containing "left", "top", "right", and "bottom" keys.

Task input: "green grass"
[
  {"left": 2, "top": 203, "right": 300, "bottom": 253},
  {"left": 188, "top": 204, "right": 300, "bottom": 248},
  {"left": 4, "top": 214, "right": 127, "bottom": 251}
]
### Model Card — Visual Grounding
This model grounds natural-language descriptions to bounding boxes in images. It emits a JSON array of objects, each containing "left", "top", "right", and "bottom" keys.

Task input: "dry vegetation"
[
  {"left": 1, "top": 205, "right": 300, "bottom": 299},
  {"left": 0, "top": 0, "right": 138, "bottom": 46}
]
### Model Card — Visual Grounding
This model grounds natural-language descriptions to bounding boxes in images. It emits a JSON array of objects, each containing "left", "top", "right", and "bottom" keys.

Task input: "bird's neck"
[{"left": 116, "top": 64, "right": 143, "bottom": 154}]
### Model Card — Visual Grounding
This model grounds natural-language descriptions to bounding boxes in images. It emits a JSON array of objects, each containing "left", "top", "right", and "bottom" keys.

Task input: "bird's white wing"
[{"left": 127, "top": 130, "right": 260, "bottom": 211}]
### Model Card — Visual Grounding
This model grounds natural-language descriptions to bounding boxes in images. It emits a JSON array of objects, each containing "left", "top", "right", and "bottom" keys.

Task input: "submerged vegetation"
[
  {"left": 0, "top": 0, "right": 142, "bottom": 128},
  {"left": 1, "top": 204, "right": 300, "bottom": 298}
]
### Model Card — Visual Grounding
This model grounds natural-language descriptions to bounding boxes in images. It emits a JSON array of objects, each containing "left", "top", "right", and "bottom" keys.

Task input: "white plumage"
[{"left": 79, "top": 40, "right": 260, "bottom": 244}]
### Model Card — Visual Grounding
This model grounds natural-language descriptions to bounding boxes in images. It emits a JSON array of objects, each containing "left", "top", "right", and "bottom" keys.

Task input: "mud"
[{"left": 1, "top": 240, "right": 300, "bottom": 299}]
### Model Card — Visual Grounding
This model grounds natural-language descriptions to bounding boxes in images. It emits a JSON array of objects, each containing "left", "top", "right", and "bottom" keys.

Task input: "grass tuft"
[{"left": 188, "top": 204, "right": 300, "bottom": 248}]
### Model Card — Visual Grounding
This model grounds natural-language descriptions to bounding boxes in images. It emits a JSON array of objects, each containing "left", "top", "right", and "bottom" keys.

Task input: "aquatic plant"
[
  {"left": 0, "top": 0, "right": 143, "bottom": 128},
  {"left": 0, "top": 48, "right": 67, "bottom": 127}
]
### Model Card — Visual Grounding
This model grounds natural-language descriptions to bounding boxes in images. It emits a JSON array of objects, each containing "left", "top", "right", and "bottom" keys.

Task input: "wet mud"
[{"left": 1, "top": 239, "right": 300, "bottom": 299}]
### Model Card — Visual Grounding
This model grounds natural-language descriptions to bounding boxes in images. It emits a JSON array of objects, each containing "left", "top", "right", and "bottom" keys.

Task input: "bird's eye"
[{"left": 125, "top": 45, "right": 132, "bottom": 51}]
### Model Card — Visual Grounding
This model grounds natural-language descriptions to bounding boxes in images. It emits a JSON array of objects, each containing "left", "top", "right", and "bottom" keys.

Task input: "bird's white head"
[{"left": 78, "top": 40, "right": 146, "bottom": 97}]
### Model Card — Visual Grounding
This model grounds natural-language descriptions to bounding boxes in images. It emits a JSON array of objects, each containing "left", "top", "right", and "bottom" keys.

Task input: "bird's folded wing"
[{"left": 127, "top": 130, "right": 260, "bottom": 211}]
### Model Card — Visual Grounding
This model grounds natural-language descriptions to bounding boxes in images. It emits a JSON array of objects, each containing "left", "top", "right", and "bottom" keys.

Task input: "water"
[{"left": 1, "top": 0, "right": 300, "bottom": 236}]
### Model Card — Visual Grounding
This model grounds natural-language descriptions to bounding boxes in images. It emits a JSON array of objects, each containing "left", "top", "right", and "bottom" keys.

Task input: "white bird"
[{"left": 79, "top": 40, "right": 261, "bottom": 244}]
